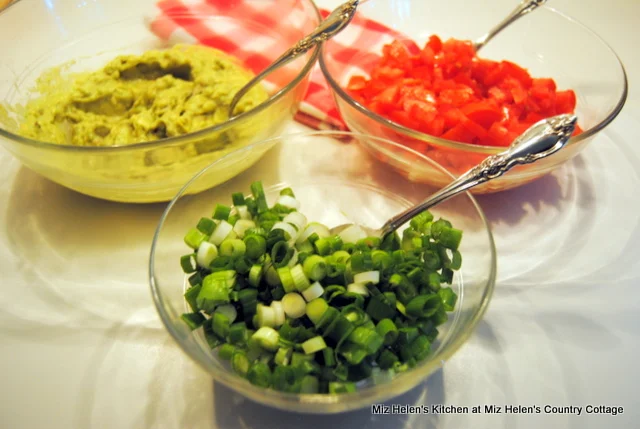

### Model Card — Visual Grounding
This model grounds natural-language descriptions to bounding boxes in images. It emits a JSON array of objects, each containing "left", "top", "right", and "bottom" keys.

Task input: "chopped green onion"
[
  {"left": 215, "top": 304, "right": 237, "bottom": 323},
  {"left": 314, "top": 238, "right": 331, "bottom": 256},
  {"left": 248, "top": 265, "right": 263, "bottom": 287},
  {"left": 323, "top": 314, "right": 355, "bottom": 345},
  {"left": 256, "top": 303, "right": 276, "bottom": 328},
  {"left": 184, "top": 284, "right": 202, "bottom": 313},
  {"left": 187, "top": 272, "right": 202, "bottom": 287},
  {"left": 296, "top": 240, "right": 314, "bottom": 254},
  {"left": 212, "top": 204, "right": 231, "bottom": 221},
  {"left": 276, "top": 194, "right": 300, "bottom": 210},
  {"left": 450, "top": 250, "right": 462, "bottom": 270},
  {"left": 341, "top": 305, "right": 369, "bottom": 326},
  {"left": 346, "top": 283, "right": 369, "bottom": 296},
  {"left": 247, "top": 361, "right": 271, "bottom": 387},
  {"left": 211, "top": 312, "right": 230, "bottom": 338},
  {"left": 277, "top": 266, "right": 295, "bottom": 293},
  {"left": 350, "top": 251, "right": 373, "bottom": 273},
  {"left": 197, "top": 217, "right": 216, "bottom": 235},
  {"left": 228, "top": 322, "right": 247, "bottom": 345},
  {"left": 196, "top": 242, "right": 218, "bottom": 268},
  {"left": 348, "top": 326, "right": 384, "bottom": 354},
  {"left": 365, "top": 294, "right": 396, "bottom": 322},
  {"left": 300, "top": 375, "right": 319, "bottom": 393},
  {"left": 272, "top": 222, "right": 298, "bottom": 242},
  {"left": 279, "top": 187, "right": 295, "bottom": 198},
  {"left": 283, "top": 211, "right": 307, "bottom": 232},
  {"left": 265, "top": 265, "right": 281, "bottom": 287},
  {"left": 302, "top": 336, "right": 327, "bottom": 354},
  {"left": 180, "top": 254, "right": 197, "bottom": 273},
  {"left": 405, "top": 294, "right": 442, "bottom": 318},
  {"left": 302, "top": 281, "right": 324, "bottom": 302},
  {"left": 197, "top": 276, "right": 230, "bottom": 313},
  {"left": 238, "top": 288, "right": 258, "bottom": 315},
  {"left": 270, "top": 300, "right": 286, "bottom": 327},
  {"left": 337, "top": 225, "right": 367, "bottom": 244},
  {"left": 274, "top": 347, "right": 293, "bottom": 366},
  {"left": 233, "top": 219, "right": 256, "bottom": 238},
  {"left": 282, "top": 292, "right": 306, "bottom": 319},
  {"left": 271, "top": 241, "right": 294, "bottom": 268},
  {"left": 302, "top": 255, "right": 327, "bottom": 281},
  {"left": 209, "top": 220, "right": 233, "bottom": 246},
  {"left": 252, "top": 326, "right": 280, "bottom": 351},
  {"left": 377, "top": 349, "right": 399, "bottom": 370},
  {"left": 231, "top": 351, "right": 250, "bottom": 376},
  {"left": 203, "top": 318, "right": 223, "bottom": 349},
  {"left": 231, "top": 192, "right": 245, "bottom": 206},
  {"left": 219, "top": 238, "right": 246, "bottom": 258},
  {"left": 306, "top": 298, "right": 329, "bottom": 325},
  {"left": 410, "top": 211, "right": 434, "bottom": 230},
  {"left": 184, "top": 228, "right": 208, "bottom": 249},
  {"left": 438, "top": 287, "right": 458, "bottom": 311},
  {"left": 218, "top": 343, "right": 235, "bottom": 360},
  {"left": 439, "top": 227, "right": 463, "bottom": 250},
  {"left": 441, "top": 268, "right": 454, "bottom": 284},
  {"left": 179, "top": 181, "right": 463, "bottom": 394},
  {"left": 328, "top": 382, "right": 356, "bottom": 394},
  {"left": 234, "top": 256, "right": 251, "bottom": 275},
  {"left": 409, "top": 335, "right": 431, "bottom": 361},
  {"left": 290, "top": 264, "right": 311, "bottom": 292},
  {"left": 272, "top": 366, "right": 300, "bottom": 393},
  {"left": 376, "top": 318, "right": 398, "bottom": 345},
  {"left": 322, "top": 347, "right": 336, "bottom": 368},
  {"left": 296, "top": 222, "right": 330, "bottom": 244},
  {"left": 180, "top": 312, "right": 205, "bottom": 330},
  {"left": 250, "top": 181, "right": 268, "bottom": 214},
  {"left": 353, "top": 270, "right": 380, "bottom": 285}
]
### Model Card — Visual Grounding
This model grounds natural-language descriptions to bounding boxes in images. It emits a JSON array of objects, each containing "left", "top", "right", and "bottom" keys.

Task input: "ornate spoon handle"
[
  {"left": 228, "top": 0, "right": 362, "bottom": 117},
  {"left": 379, "top": 114, "right": 576, "bottom": 238}
]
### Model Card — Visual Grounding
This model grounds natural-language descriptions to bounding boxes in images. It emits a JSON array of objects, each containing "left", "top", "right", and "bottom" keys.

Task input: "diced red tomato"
[
  {"left": 346, "top": 35, "right": 582, "bottom": 149},
  {"left": 461, "top": 101, "right": 503, "bottom": 128},
  {"left": 347, "top": 75, "right": 367, "bottom": 91},
  {"left": 556, "top": 90, "right": 577, "bottom": 113}
]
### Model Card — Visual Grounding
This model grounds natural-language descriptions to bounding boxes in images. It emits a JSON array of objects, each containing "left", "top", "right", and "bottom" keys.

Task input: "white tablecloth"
[{"left": 1, "top": 0, "right": 638, "bottom": 428}]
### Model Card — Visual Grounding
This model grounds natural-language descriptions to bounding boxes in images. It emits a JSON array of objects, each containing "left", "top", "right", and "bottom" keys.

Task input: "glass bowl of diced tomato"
[{"left": 319, "top": 0, "right": 628, "bottom": 193}]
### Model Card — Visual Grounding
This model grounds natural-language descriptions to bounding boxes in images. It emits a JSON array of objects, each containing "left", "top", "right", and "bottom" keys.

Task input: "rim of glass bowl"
[
  {"left": 319, "top": 6, "right": 628, "bottom": 155},
  {"left": 0, "top": 3, "right": 322, "bottom": 152},
  {"left": 148, "top": 130, "right": 497, "bottom": 412}
]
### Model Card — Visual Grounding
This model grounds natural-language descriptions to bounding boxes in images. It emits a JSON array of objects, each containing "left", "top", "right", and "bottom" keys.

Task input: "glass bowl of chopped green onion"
[{"left": 149, "top": 131, "right": 496, "bottom": 413}]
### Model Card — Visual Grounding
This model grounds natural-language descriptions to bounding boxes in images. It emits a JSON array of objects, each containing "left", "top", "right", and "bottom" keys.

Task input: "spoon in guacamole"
[{"left": 330, "top": 114, "right": 577, "bottom": 241}]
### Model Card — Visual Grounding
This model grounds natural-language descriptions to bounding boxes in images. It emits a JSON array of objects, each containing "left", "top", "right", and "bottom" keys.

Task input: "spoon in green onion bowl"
[{"left": 330, "top": 114, "right": 577, "bottom": 240}]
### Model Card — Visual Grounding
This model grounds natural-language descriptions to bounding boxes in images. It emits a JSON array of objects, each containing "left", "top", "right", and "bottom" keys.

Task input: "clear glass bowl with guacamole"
[{"left": 0, "top": 0, "right": 321, "bottom": 203}]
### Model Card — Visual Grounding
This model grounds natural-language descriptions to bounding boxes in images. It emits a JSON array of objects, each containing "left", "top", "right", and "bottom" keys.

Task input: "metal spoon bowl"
[
  {"left": 228, "top": 0, "right": 548, "bottom": 117},
  {"left": 330, "top": 113, "right": 576, "bottom": 239}
]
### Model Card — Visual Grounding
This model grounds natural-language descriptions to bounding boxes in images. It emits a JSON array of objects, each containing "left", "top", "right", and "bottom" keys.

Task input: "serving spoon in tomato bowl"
[
  {"left": 329, "top": 113, "right": 576, "bottom": 240},
  {"left": 228, "top": 0, "right": 548, "bottom": 117}
]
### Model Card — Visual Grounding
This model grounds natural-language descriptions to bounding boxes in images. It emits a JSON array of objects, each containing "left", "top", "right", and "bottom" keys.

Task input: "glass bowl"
[
  {"left": 149, "top": 131, "right": 496, "bottom": 413},
  {"left": 319, "top": 0, "right": 628, "bottom": 193},
  {"left": 0, "top": 0, "right": 320, "bottom": 203}
]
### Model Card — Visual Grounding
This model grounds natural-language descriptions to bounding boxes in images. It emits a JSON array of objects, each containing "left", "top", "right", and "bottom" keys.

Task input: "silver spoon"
[
  {"left": 330, "top": 114, "right": 577, "bottom": 239},
  {"left": 227, "top": 0, "right": 363, "bottom": 118},
  {"left": 473, "top": 0, "right": 547, "bottom": 51},
  {"left": 227, "top": 0, "right": 548, "bottom": 118}
]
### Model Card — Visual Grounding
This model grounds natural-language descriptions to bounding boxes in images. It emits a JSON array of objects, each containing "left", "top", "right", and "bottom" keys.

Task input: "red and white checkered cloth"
[{"left": 147, "top": 0, "right": 417, "bottom": 131}]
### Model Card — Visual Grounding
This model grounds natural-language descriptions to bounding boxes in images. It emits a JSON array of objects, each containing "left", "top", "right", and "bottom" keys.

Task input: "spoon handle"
[
  {"left": 228, "top": 0, "right": 361, "bottom": 117},
  {"left": 473, "top": 0, "right": 548, "bottom": 51},
  {"left": 378, "top": 114, "right": 576, "bottom": 238}
]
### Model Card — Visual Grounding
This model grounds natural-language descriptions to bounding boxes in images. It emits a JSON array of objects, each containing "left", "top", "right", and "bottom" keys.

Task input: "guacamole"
[{"left": 17, "top": 44, "right": 269, "bottom": 146}]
